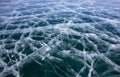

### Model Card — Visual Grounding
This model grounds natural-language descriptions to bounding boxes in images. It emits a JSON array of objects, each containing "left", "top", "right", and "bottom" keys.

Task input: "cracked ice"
[{"left": 0, "top": 0, "right": 120, "bottom": 77}]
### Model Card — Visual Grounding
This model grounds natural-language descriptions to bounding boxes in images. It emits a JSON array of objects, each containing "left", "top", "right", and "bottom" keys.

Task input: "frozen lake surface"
[{"left": 0, "top": 0, "right": 120, "bottom": 77}]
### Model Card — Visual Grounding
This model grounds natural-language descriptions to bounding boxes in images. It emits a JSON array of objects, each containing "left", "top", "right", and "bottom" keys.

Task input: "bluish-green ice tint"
[{"left": 0, "top": 0, "right": 120, "bottom": 77}]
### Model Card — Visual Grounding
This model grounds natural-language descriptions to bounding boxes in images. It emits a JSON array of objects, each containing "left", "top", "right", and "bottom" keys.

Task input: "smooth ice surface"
[{"left": 0, "top": 0, "right": 120, "bottom": 77}]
